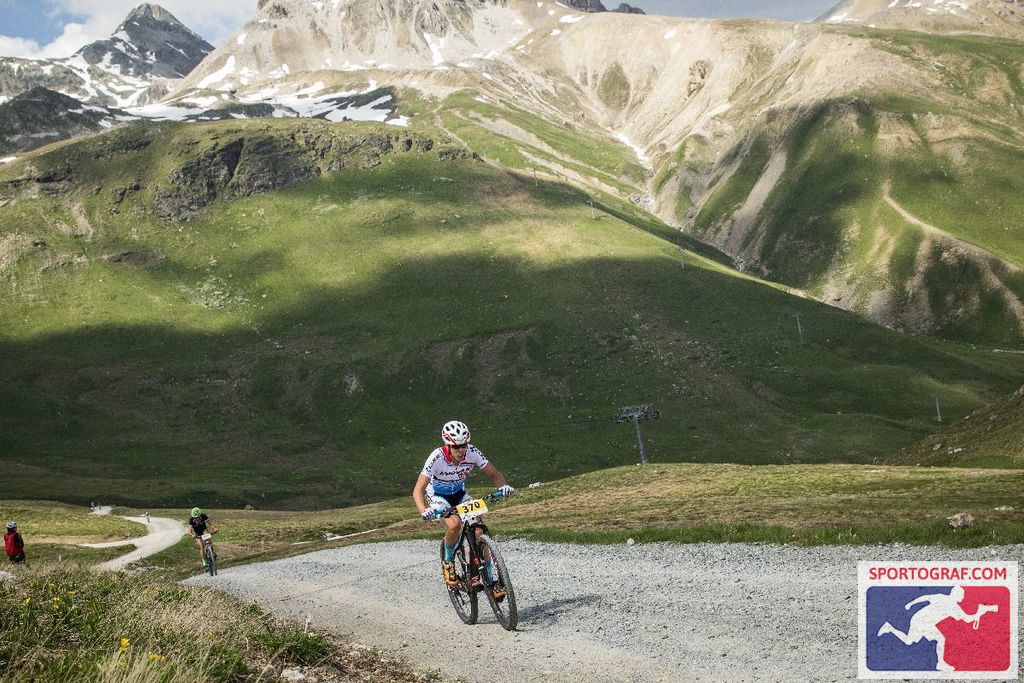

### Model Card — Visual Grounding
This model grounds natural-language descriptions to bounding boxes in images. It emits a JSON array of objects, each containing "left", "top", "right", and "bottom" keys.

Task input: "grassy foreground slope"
[
  {"left": 1, "top": 119, "right": 1023, "bottom": 508},
  {"left": 0, "top": 563, "right": 442, "bottom": 683}
]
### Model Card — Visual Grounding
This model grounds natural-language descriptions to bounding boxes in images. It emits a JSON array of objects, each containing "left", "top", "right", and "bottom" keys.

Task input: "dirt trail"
[{"left": 81, "top": 506, "right": 185, "bottom": 571}]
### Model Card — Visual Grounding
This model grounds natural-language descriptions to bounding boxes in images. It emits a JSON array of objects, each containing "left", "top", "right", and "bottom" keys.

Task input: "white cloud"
[
  {"left": 0, "top": 35, "right": 48, "bottom": 59},
  {"left": 0, "top": 1, "right": 256, "bottom": 59}
]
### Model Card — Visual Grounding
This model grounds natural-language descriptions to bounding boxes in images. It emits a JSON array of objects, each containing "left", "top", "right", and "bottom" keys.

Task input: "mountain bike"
[
  {"left": 200, "top": 532, "right": 217, "bottom": 576},
  {"left": 439, "top": 491, "right": 517, "bottom": 631}
]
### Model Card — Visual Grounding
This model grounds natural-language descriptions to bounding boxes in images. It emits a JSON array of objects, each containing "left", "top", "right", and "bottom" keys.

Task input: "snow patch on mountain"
[
  {"left": 197, "top": 56, "right": 237, "bottom": 90},
  {"left": 126, "top": 78, "right": 405, "bottom": 126}
]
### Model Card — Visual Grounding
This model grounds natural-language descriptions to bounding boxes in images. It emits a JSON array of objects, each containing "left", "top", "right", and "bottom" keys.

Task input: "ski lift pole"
[
  {"left": 615, "top": 404, "right": 661, "bottom": 465},
  {"left": 634, "top": 417, "right": 648, "bottom": 465}
]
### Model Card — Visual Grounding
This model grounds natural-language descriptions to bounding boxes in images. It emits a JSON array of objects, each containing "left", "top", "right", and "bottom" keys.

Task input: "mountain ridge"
[
  {"left": 0, "top": 3, "right": 212, "bottom": 108},
  {"left": 818, "top": 0, "right": 1024, "bottom": 39}
]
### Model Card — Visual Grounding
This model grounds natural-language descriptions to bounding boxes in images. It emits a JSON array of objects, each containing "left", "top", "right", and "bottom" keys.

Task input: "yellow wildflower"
[
  {"left": 67, "top": 591, "right": 77, "bottom": 596},
  {"left": 23, "top": 597, "right": 30, "bottom": 605},
  {"left": 148, "top": 653, "right": 165, "bottom": 662},
  {"left": 119, "top": 638, "right": 130, "bottom": 651}
]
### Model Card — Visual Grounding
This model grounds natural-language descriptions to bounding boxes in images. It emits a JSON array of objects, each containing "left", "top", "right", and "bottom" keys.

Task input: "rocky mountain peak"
[
  {"left": 75, "top": 3, "right": 213, "bottom": 80},
  {"left": 560, "top": 0, "right": 645, "bottom": 14},
  {"left": 566, "top": 0, "right": 609, "bottom": 11},
  {"left": 125, "top": 3, "right": 174, "bottom": 22},
  {"left": 0, "top": 3, "right": 212, "bottom": 113}
]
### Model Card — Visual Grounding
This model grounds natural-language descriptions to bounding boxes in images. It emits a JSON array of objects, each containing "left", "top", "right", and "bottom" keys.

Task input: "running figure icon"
[{"left": 877, "top": 586, "right": 999, "bottom": 672}]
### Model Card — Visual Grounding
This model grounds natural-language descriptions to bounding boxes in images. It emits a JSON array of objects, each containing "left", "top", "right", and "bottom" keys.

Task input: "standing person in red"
[
  {"left": 413, "top": 420, "right": 514, "bottom": 595},
  {"left": 4, "top": 521, "right": 25, "bottom": 564}
]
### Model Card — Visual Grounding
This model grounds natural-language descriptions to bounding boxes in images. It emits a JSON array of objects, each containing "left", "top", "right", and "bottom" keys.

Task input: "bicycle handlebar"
[{"left": 437, "top": 490, "right": 507, "bottom": 519}]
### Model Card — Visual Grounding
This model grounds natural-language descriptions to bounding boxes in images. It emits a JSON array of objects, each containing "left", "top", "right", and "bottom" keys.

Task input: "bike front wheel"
[
  {"left": 479, "top": 534, "right": 517, "bottom": 631},
  {"left": 440, "top": 539, "right": 477, "bottom": 624},
  {"left": 205, "top": 543, "right": 217, "bottom": 576}
]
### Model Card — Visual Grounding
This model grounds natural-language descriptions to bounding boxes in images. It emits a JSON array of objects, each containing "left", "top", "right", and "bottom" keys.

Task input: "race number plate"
[
  {"left": 454, "top": 499, "right": 488, "bottom": 516},
  {"left": 201, "top": 533, "right": 212, "bottom": 540}
]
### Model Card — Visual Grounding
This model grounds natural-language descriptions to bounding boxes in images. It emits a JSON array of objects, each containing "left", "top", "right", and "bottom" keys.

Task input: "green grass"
[
  {"left": 893, "top": 384, "right": 1024, "bottom": 468},
  {"left": 0, "top": 501, "right": 142, "bottom": 541},
  {"left": 685, "top": 95, "right": 1024, "bottom": 345},
  {"left": 2, "top": 119, "right": 1024, "bottom": 508},
  {"left": 888, "top": 136, "right": 1024, "bottom": 268},
  {"left": 754, "top": 102, "right": 882, "bottom": 287},
  {"left": 440, "top": 89, "right": 647, "bottom": 187},
  {"left": 597, "top": 62, "right": 631, "bottom": 111},
  {"left": 692, "top": 135, "right": 770, "bottom": 236},
  {"left": 106, "top": 463, "right": 1024, "bottom": 573},
  {"left": 0, "top": 564, "right": 440, "bottom": 683},
  {"left": 19, "top": 544, "right": 125, "bottom": 566}
]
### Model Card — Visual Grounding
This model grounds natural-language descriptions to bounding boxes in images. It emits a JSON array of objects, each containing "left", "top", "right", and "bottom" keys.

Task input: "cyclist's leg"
[
  {"left": 194, "top": 537, "right": 206, "bottom": 564},
  {"left": 429, "top": 491, "right": 466, "bottom": 557}
]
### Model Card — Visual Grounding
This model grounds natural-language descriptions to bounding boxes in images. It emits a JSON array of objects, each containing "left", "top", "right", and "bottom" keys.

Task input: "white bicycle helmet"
[{"left": 441, "top": 420, "right": 471, "bottom": 446}]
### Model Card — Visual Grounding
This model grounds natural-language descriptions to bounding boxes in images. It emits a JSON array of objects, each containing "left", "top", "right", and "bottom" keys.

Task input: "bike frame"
[{"left": 459, "top": 518, "right": 490, "bottom": 589}]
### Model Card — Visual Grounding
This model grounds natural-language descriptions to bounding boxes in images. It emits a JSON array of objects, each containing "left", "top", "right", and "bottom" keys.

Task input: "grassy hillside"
[
  {"left": 439, "top": 89, "right": 649, "bottom": 194},
  {"left": 2, "top": 118, "right": 1023, "bottom": 508},
  {"left": 677, "top": 29, "right": 1024, "bottom": 346},
  {"left": 893, "top": 383, "right": 1024, "bottom": 468}
]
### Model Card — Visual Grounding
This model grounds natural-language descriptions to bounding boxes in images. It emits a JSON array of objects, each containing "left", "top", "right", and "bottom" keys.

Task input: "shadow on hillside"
[
  {"left": 2, "top": 244, "right": 1022, "bottom": 510},
  {"left": 3, "top": 122, "right": 1024, "bottom": 508}
]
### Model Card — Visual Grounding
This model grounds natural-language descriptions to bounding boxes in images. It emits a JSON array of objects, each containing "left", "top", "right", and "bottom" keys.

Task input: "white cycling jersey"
[{"left": 421, "top": 445, "right": 489, "bottom": 497}]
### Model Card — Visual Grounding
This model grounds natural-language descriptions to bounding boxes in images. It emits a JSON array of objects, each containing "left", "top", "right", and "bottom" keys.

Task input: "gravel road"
[{"left": 188, "top": 540, "right": 1023, "bottom": 682}]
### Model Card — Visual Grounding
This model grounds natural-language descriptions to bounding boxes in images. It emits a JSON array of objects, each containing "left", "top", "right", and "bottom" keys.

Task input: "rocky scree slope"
[{"left": 0, "top": 87, "right": 133, "bottom": 155}]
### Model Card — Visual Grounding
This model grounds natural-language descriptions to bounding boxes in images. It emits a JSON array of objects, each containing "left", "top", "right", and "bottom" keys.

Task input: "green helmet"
[{"left": 191, "top": 507, "right": 202, "bottom": 517}]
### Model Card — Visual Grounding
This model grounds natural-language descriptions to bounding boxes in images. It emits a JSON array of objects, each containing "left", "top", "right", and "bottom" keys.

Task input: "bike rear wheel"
[
  {"left": 479, "top": 534, "right": 517, "bottom": 631},
  {"left": 205, "top": 543, "right": 217, "bottom": 576},
  {"left": 440, "top": 539, "right": 477, "bottom": 624}
]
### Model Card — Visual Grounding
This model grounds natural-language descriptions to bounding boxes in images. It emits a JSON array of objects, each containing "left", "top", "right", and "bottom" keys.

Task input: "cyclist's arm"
[
  {"left": 479, "top": 462, "right": 507, "bottom": 488},
  {"left": 412, "top": 474, "right": 430, "bottom": 514}
]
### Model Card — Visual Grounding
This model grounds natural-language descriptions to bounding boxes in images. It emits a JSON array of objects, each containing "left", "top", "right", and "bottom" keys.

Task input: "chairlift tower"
[{"left": 614, "top": 404, "right": 661, "bottom": 464}]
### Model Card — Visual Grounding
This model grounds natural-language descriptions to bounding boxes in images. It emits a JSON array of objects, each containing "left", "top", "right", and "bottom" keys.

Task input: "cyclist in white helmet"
[{"left": 413, "top": 420, "right": 514, "bottom": 595}]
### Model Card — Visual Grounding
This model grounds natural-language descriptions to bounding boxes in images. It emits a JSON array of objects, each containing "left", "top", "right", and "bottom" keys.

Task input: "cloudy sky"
[{"left": 0, "top": 0, "right": 840, "bottom": 59}]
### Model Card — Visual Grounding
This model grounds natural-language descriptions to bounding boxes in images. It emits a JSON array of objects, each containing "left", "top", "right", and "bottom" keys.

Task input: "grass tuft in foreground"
[{"left": 0, "top": 565, "right": 442, "bottom": 682}]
